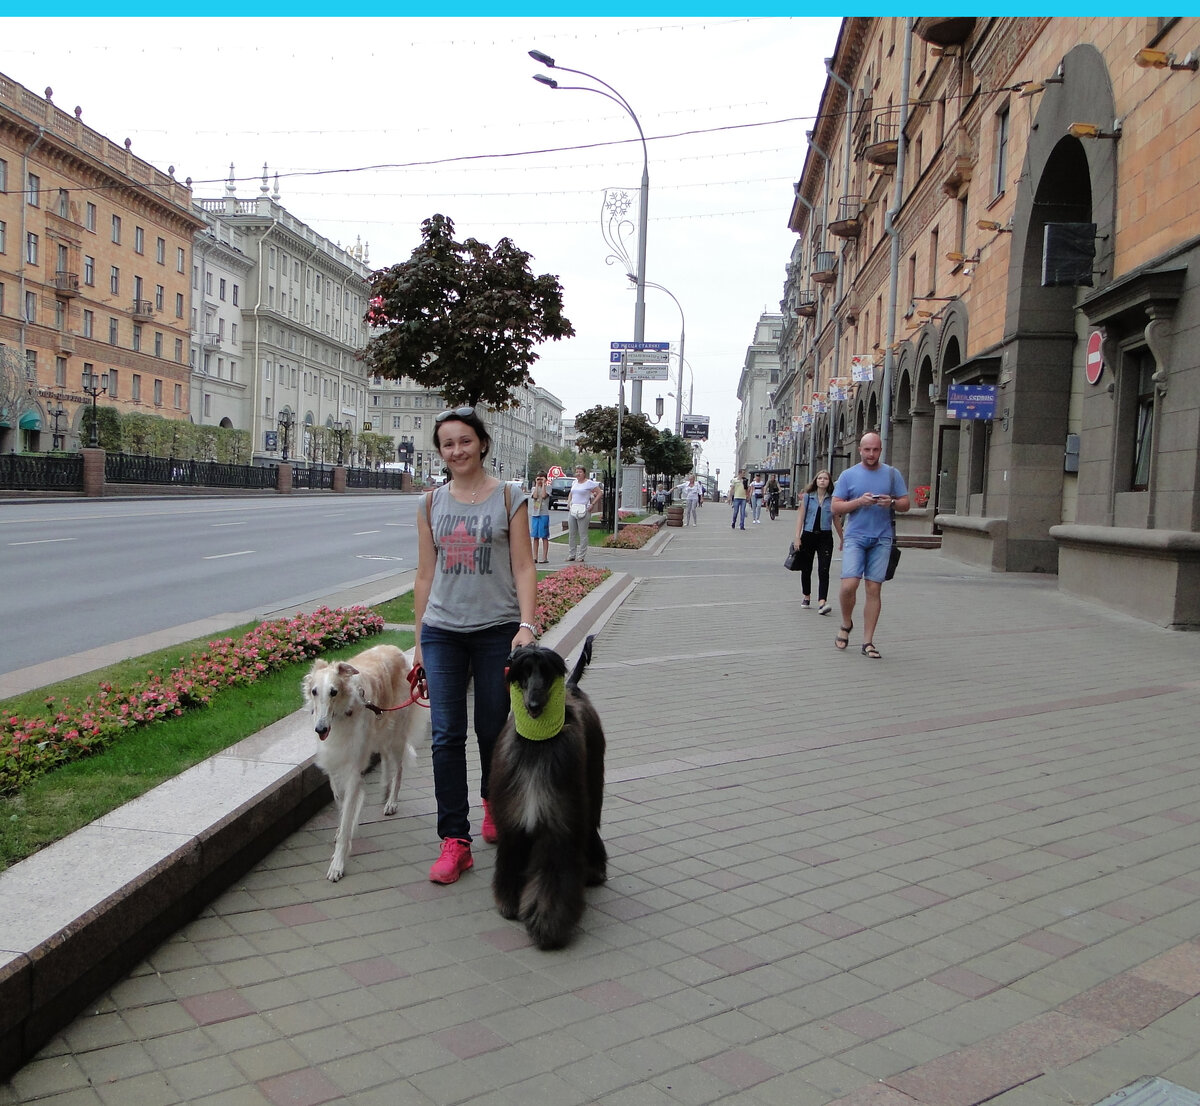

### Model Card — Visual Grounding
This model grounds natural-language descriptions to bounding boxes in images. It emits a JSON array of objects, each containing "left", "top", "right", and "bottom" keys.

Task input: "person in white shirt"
[
  {"left": 566, "top": 465, "right": 602, "bottom": 562},
  {"left": 683, "top": 474, "right": 703, "bottom": 526}
]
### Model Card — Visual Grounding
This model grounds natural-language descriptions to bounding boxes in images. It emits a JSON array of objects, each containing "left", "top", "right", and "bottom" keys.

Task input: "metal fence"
[
  {"left": 292, "top": 465, "right": 334, "bottom": 490},
  {"left": 104, "top": 454, "right": 277, "bottom": 489},
  {"left": 0, "top": 453, "right": 84, "bottom": 490},
  {"left": 344, "top": 467, "right": 405, "bottom": 490}
]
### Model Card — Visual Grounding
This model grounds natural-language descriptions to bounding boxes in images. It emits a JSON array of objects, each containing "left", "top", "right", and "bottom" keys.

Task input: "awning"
[{"left": 19, "top": 411, "right": 42, "bottom": 430}]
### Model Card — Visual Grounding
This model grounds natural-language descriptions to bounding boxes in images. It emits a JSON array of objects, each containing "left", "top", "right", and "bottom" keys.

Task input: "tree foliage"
[
  {"left": 574, "top": 405, "right": 658, "bottom": 466},
  {"left": 641, "top": 430, "right": 694, "bottom": 484},
  {"left": 362, "top": 214, "right": 574, "bottom": 409}
]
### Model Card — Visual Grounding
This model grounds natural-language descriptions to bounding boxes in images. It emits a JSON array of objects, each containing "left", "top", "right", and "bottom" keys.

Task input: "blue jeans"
[
  {"left": 421, "top": 621, "right": 517, "bottom": 841},
  {"left": 731, "top": 498, "right": 747, "bottom": 528},
  {"left": 750, "top": 494, "right": 763, "bottom": 522}
]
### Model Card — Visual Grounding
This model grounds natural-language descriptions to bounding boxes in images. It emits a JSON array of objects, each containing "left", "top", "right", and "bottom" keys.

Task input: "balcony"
[
  {"left": 914, "top": 17, "right": 975, "bottom": 46},
  {"left": 863, "top": 111, "right": 901, "bottom": 166},
  {"left": 131, "top": 299, "right": 155, "bottom": 321},
  {"left": 794, "top": 291, "right": 818, "bottom": 318},
  {"left": 829, "top": 196, "right": 863, "bottom": 239},
  {"left": 201, "top": 332, "right": 221, "bottom": 351},
  {"left": 811, "top": 251, "right": 838, "bottom": 285},
  {"left": 53, "top": 271, "right": 81, "bottom": 297}
]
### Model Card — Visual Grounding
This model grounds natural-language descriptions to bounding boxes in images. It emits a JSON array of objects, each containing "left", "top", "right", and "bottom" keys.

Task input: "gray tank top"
[{"left": 421, "top": 482, "right": 528, "bottom": 632}]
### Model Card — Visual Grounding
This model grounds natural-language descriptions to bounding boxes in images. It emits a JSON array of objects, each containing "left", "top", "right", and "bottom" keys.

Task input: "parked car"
[{"left": 548, "top": 476, "right": 574, "bottom": 509}]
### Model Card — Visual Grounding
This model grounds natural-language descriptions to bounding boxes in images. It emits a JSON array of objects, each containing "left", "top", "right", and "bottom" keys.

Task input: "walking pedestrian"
[
  {"left": 529, "top": 471, "right": 550, "bottom": 563},
  {"left": 566, "top": 465, "right": 602, "bottom": 562},
  {"left": 683, "top": 473, "right": 703, "bottom": 526},
  {"left": 793, "top": 469, "right": 843, "bottom": 615},
  {"left": 749, "top": 473, "right": 765, "bottom": 524},
  {"left": 831, "top": 432, "right": 910, "bottom": 659},
  {"left": 729, "top": 471, "right": 749, "bottom": 529},
  {"left": 414, "top": 406, "right": 539, "bottom": 884}
]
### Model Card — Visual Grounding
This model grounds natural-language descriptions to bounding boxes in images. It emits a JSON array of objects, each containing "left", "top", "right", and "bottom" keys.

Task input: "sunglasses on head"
[{"left": 435, "top": 405, "right": 476, "bottom": 423}]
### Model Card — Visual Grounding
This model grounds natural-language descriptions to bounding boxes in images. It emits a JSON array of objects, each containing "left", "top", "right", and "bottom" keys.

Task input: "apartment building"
[
  {"left": 734, "top": 312, "right": 784, "bottom": 475},
  {"left": 782, "top": 17, "right": 1200, "bottom": 628},
  {"left": 0, "top": 72, "right": 203, "bottom": 452},
  {"left": 194, "top": 170, "right": 372, "bottom": 464}
]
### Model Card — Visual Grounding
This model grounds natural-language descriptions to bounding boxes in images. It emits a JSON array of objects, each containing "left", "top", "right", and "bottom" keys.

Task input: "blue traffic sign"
[{"left": 610, "top": 341, "right": 670, "bottom": 350}]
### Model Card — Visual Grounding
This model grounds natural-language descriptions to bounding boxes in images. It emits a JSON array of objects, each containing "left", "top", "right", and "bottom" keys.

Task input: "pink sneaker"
[
  {"left": 429, "top": 838, "right": 473, "bottom": 884},
  {"left": 481, "top": 799, "right": 498, "bottom": 844}
]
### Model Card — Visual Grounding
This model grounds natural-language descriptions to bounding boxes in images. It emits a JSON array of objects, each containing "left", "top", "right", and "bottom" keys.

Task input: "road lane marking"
[
  {"left": 9, "top": 537, "right": 77, "bottom": 546},
  {"left": 211, "top": 522, "right": 247, "bottom": 528},
  {"left": 203, "top": 550, "right": 256, "bottom": 559},
  {"left": 354, "top": 530, "right": 381, "bottom": 536}
]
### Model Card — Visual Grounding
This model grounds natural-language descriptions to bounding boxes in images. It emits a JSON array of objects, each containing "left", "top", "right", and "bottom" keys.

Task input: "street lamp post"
[
  {"left": 529, "top": 48, "right": 649, "bottom": 415},
  {"left": 629, "top": 274, "right": 684, "bottom": 434},
  {"left": 277, "top": 409, "right": 294, "bottom": 462},
  {"left": 332, "top": 420, "right": 348, "bottom": 466},
  {"left": 81, "top": 368, "right": 108, "bottom": 448},
  {"left": 47, "top": 395, "right": 67, "bottom": 451}
]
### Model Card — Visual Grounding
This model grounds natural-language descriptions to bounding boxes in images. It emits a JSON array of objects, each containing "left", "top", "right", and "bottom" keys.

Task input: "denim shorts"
[
  {"left": 841, "top": 534, "right": 892, "bottom": 583},
  {"left": 529, "top": 514, "right": 550, "bottom": 539}
]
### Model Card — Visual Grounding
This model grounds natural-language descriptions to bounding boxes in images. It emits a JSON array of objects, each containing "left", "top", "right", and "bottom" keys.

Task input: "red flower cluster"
[
  {"left": 602, "top": 525, "right": 657, "bottom": 550},
  {"left": 533, "top": 564, "right": 610, "bottom": 634},
  {"left": 0, "top": 606, "right": 383, "bottom": 795}
]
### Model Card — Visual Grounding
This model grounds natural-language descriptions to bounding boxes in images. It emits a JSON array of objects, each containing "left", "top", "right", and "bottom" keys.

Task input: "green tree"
[
  {"left": 80, "top": 406, "right": 122, "bottom": 451},
  {"left": 362, "top": 214, "right": 574, "bottom": 409},
  {"left": 357, "top": 431, "right": 393, "bottom": 468},
  {"left": 641, "top": 430, "right": 694, "bottom": 489},
  {"left": 574, "top": 405, "right": 658, "bottom": 467}
]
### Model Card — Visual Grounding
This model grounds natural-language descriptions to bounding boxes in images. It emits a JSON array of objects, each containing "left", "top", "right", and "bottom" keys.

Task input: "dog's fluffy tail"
[{"left": 567, "top": 635, "right": 596, "bottom": 690}]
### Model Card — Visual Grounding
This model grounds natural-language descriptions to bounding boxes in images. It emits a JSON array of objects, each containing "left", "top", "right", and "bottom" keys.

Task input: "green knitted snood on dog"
[{"left": 510, "top": 677, "right": 565, "bottom": 741}]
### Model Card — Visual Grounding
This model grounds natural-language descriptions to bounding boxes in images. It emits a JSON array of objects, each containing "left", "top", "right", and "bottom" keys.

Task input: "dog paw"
[
  {"left": 495, "top": 900, "right": 520, "bottom": 920},
  {"left": 327, "top": 863, "right": 345, "bottom": 882},
  {"left": 383, "top": 801, "right": 398, "bottom": 816}
]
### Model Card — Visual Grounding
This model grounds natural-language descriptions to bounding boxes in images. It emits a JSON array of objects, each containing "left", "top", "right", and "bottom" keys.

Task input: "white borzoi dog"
[{"left": 302, "top": 644, "right": 428, "bottom": 881}]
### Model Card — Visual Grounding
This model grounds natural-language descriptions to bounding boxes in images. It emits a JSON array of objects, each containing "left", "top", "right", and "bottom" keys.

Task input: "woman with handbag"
[
  {"left": 794, "top": 470, "right": 843, "bottom": 615},
  {"left": 566, "top": 465, "right": 602, "bottom": 562}
]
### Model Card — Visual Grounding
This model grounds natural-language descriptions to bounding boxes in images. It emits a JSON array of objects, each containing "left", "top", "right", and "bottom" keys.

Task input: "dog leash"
[{"left": 364, "top": 664, "right": 430, "bottom": 715}]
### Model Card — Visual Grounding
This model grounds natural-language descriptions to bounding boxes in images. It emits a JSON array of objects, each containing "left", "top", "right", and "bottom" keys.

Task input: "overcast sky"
[{"left": 1, "top": 16, "right": 840, "bottom": 478}]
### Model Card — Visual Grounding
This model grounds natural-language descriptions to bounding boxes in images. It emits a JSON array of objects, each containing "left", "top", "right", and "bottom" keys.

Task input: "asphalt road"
[{"left": 0, "top": 495, "right": 421, "bottom": 678}]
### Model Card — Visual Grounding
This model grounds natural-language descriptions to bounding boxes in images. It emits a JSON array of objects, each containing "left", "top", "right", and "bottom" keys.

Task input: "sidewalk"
[{"left": 6, "top": 502, "right": 1200, "bottom": 1106}]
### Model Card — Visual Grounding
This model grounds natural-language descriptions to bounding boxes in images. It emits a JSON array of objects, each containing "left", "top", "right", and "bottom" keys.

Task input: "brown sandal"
[
  {"left": 861, "top": 642, "right": 881, "bottom": 659},
  {"left": 835, "top": 624, "right": 852, "bottom": 651}
]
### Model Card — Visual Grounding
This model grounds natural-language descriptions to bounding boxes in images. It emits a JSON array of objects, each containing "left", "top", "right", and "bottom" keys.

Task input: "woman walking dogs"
[
  {"left": 831, "top": 432, "right": 909, "bottom": 659},
  {"left": 414, "top": 407, "right": 539, "bottom": 884}
]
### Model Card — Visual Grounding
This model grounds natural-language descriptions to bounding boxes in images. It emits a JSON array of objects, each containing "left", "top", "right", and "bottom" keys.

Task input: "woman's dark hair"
[
  {"left": 433, "top": 409, "right": 491, "bottom": 459},
  {"left": 803, "top": 470, "right": 833, "bottom": 496}
]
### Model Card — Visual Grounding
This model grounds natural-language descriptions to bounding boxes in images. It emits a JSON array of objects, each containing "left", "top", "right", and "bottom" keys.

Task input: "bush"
[
  {"left": 602, "top": 524, "right": 657, "bottom": 550},
  {"left": 534, "top": 564, "right": 611, "bottom": 631}
]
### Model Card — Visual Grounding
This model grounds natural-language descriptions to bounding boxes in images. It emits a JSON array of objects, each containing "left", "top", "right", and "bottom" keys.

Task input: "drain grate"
[{"left": 1093, "top": 1078, "right": 1200, "bottom": 1106}]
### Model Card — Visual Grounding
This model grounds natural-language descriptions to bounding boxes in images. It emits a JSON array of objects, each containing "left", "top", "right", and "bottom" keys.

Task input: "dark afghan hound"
[{"left": 489, "top": 635, "right": 607, "bottom": 950}]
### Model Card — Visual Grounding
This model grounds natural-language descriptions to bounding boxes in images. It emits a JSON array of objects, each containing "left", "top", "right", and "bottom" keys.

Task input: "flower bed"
[
  {"left": 0, "top": 606, "right": 383, "bottom": 794},
  {"left": 602, "top": 524, "right": 657, "bottom": 550},
  {"left": 534, "top": 563, "right": 611, "bottom": 632}
]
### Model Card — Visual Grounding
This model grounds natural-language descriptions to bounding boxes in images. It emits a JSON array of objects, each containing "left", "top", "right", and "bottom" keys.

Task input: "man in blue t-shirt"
[{"left": 831, "top": 432, "right": 910, "bottom": 659}]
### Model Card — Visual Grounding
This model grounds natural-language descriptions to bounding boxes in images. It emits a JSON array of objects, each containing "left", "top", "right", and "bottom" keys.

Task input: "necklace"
[{"left": 454, "top": 476, "right": 490, "bottom": 503}]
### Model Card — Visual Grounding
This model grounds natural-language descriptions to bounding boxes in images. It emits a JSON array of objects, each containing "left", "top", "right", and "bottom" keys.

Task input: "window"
[
  {"left": 86, "top": 202, "right": 96, "bottom": 231},
  {"left": 109, "top": 369, "right": 119, "bottom": 397},
  {"left": 109, "top": 317, "right": 119, "bottom": 345},
  {"left": 414, "top": 416, "right": 422, "bottom": 430},
  {"left": 203, "top": 393, "right": 211, "bottom": 417},
  {"left": 173, "top": 383, "right": 181, "bottom": 409},
  {"left": 0, "top": 220, "right": 5, "bottom": 253},
  {"left": 1132, "top": 353, "right": 1155, "bottom": 491},
  {"left": 133, "top": 275, "right": 143, "bottom": 302},
  {"left": 58, "top": 189, "right": 69, "bottom": 218},
  {"left": 26, "top": 172, "right": 40, "bottom": 207},
  {"left": 110, "top": 266, "right": 120, "bottom": 295},
  {"left": 84, "top": 255, "right": 95, "bottom": 285},
  {"left": 174, "top": 337, "right": 183, "bottom": 362},
  {"left": 132, "top": 374, "right": 141, "bottom": 402},
  {"left": 24, "top": 291, "right": 36, "bottom": 323},
  {"left": 55, "top": 300, "right": 65, "bottom": 329},
  {"left": 177, "top": 247, "right": 185, "bottom": 273},
  {"left": 231, "top": 322, "right": 238, "bottom": 343},
  {"left": 154, "top": 331, "right": 163, "bottom": 357},
  {"left": 994, "top": 105, "right": 1010, "bottom": 198},
  {"left": 0, "top": 282, "right": 5, "bottom": 314},
  {"left": 25, "top": 232, "right": 38, "bottom": 265},
  {"left": 111, "top": 215, "right": 121, "bottom": 243},
  {"left": 232, "top": 283, "right": 239, "bottom": 305},
  {"left": 392, "top": 415, "right": 402, "bottom": 430},
  {"left": 83, "top": 309, "right": 94, "bottom": 338},
  {"left": 132, "top": 324, "right": 142, "bottom": 352},
  {"left": 134, "top": 226, "right": 144, "bottom": 254},
  {"left": 205, "top": 271, "right": 212, "bottom": 294},
  {"left": 175, "top": 292, "right": 184, "bottom": 317},
  {"left": 155, "top": 284, "right": 164, "bottom": 311},
  {"left": 929, "top": 228, "right": 939, "bottom": 296},
  {"left": 56, "top": 355, "right": 67, "bottom": 387},
  {"left": 156, "top": 237, "right": 165, "bottom": 264},
  {"left": 0, "top": 158, "right": 6, "bottom": 192},
  {"left": 219, "top": 278, "right": 226, "bottom": 300}
]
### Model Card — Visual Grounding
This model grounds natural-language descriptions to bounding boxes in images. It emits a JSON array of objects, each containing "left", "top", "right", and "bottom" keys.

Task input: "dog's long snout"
[{"left": 314, "top": 720, "right": 331, "bottom": 741}]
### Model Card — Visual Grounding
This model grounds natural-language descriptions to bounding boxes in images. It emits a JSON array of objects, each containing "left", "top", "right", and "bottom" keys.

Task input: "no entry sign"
[{"left": 1085, "top": 330, "right": 1105, "bottom": 385}]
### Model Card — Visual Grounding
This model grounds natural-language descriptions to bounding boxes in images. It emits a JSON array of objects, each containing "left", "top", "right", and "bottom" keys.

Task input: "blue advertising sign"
[{"left": 947, "top": 384, "right": 998, "bottom": 420}]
